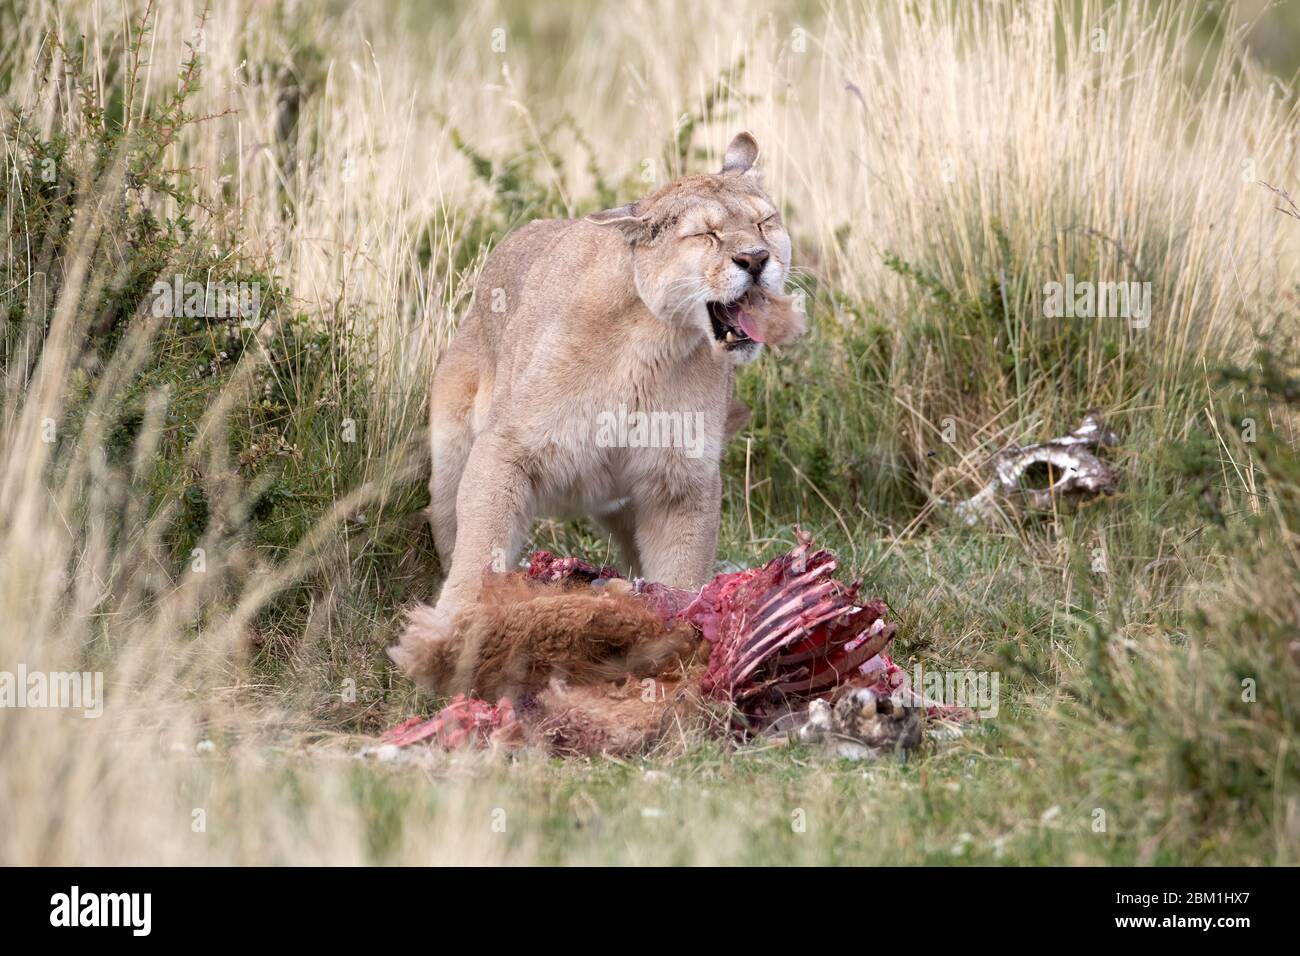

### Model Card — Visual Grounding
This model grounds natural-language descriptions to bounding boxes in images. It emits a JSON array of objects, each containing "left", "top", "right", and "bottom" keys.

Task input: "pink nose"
[{"left": 732, "top": 249, "right": 769, "bottom": 278}]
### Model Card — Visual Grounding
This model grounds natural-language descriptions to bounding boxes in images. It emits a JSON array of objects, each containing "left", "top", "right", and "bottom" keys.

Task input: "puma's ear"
[
  {"left": 586, "top": 202, "right": 646, "bottom": 242},
  {"left": 721, "top": 132, "right": 759, "bottom": 175}
]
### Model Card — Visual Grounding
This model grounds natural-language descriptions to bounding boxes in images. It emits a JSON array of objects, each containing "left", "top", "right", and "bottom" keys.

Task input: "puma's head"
[{"left": 587, "top": 132, "right": 794, "bottom": 364}]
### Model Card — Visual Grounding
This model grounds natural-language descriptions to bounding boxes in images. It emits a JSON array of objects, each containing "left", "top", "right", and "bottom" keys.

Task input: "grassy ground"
[{"left": 2, "top": 0, "right": 1299, "bottom": 865}]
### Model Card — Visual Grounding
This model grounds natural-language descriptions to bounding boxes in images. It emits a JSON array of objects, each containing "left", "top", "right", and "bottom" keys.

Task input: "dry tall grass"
[{"left": 1, "top": 0, "right": 1297, "bottom": 864}]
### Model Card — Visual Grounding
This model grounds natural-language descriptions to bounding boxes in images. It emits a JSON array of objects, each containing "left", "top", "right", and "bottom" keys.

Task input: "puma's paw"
[{"left": 387, "top": 600, "right": 461, "bottom": 688}]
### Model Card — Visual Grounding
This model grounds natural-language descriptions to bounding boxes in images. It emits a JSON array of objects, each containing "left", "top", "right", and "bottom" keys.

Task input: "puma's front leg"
[
  {"left": 633, "top": 473, "right": 721, "bottom": 589},
  {"left": 438, "top": 432, "right": 537, "bottom": 615},
  {"left": 389, "top": 432, "right": 534, "bottom": 677}
]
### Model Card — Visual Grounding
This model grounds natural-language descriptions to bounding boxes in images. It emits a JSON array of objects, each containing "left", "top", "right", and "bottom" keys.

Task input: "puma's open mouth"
[{"left": 707, "top": 292, "right": 765, "bottom": 350}]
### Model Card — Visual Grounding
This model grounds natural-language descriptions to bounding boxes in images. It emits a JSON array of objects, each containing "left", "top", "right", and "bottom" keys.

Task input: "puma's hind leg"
[
  {"left": 427, "top": 330, "right": 484, "bottom": 572},
  {"left": 596, "top": 502, "right": 643, "bottom": 578}
]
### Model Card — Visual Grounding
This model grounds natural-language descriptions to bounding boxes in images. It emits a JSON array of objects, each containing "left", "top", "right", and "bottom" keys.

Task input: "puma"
[{"left": 390, "top": 132, "right": 803, "bottom": 670}]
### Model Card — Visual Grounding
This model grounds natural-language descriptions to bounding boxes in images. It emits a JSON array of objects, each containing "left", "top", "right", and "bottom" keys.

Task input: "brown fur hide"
[
  {"left": 530, "top": 664, "right": 716, "bottom": 757},
  {"left": 396, "top": 575, "right": 699, "bottom": 702},
  {"left": 736, "top": 286, "right": 805, "bottom": 346}
]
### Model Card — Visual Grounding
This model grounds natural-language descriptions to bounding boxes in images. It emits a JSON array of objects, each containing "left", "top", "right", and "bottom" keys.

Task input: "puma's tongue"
[{"left": 734, "top": 307, "right": 764, "bottom": 343}]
